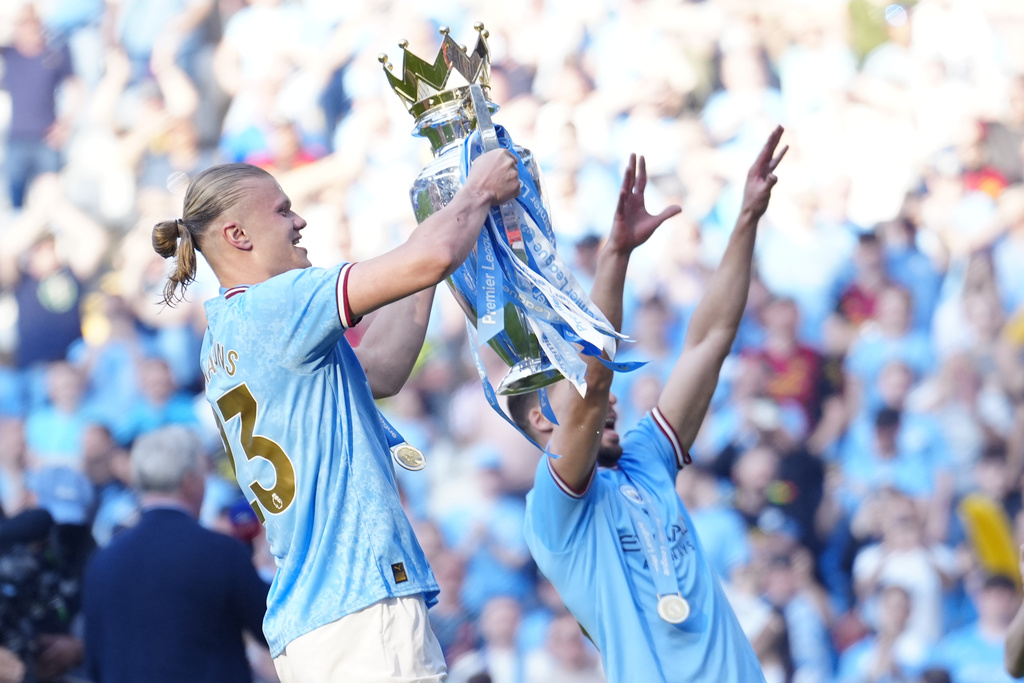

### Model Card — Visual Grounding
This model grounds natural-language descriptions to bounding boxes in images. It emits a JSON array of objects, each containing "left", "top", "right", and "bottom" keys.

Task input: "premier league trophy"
[{"left": 380, "top": 23, "right": 627, "bottom": 398}]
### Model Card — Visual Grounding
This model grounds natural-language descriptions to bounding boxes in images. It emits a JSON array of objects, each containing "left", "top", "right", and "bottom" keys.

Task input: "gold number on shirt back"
[{"left": 215, "top": 383, "right": 296, "bottom": 522}]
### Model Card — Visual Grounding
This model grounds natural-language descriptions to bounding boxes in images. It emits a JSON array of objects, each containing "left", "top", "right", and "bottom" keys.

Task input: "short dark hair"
[
  {"left": 858, "top": 230, "right": 880, "bottom": 247},
  {"left": 982, "top": 573, "right": 1017, "bottom": 593},
  {"left": 506, "top": 391, "right": 540, "bottom": 434},
  {"left": 874, "top": 407, "right": 901, "bottom": 430},
  {"left": 978, "top": 442, "right": 1007, "bottom": 465},
  {"left": 918, "top": 668, "right": 951, "bottom": 683}
]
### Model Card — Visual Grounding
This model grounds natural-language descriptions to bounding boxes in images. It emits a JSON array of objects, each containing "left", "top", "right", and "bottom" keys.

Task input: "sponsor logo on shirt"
[{"left": 619, "top": 523, "right": 697, "bottom": 566}]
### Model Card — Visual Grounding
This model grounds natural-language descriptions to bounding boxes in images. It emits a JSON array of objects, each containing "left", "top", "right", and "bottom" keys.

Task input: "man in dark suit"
[{"left": 82, "top": 425, "right": 269, "bottom": 683}]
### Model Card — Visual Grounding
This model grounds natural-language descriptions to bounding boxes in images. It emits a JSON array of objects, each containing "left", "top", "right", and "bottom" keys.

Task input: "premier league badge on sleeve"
[{"left": 657, "top": 594, "right": 691, "bottom": 624}]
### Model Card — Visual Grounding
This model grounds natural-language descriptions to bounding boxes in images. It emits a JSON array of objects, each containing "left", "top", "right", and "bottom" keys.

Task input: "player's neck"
[{"left": 214, "top": 260, "right": 269, "bottom": 290}]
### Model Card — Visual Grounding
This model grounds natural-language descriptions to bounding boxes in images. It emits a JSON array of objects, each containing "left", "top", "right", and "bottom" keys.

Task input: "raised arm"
[
  {"left": 353, "top": 287, "right": 436, "bottom": 399},
  {"left": 345, "top": 149, "right": 518, "bottom": 397},
  {"left": 546, "top": 155, "right": 681, "bottom": 491},
  {"left": 656, "top": 126, "right": 787, "bottom": 449},
  {"left": 345, "top": 148, "right": 520, "bottom": 320}
]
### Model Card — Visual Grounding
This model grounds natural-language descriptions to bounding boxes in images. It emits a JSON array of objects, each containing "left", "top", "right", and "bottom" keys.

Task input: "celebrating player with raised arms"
[
  {"left": 152, "top": 151, "right": 520, "bottom": 683},
  {"left": 510, "top": 126, "right": 787, "bottom": 683}
]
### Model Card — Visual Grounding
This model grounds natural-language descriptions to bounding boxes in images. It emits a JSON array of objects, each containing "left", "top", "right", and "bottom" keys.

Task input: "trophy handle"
[
  {"left": 468, "top": 84, "right": 500, "bottom": 152},
  {"left": 469, "top": 84, "right": 528, "bottom": 262}
]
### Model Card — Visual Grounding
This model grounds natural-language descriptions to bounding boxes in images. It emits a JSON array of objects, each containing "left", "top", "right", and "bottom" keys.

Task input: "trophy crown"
[{"left": 380, "top": 23, "right": 491, "bottom": 119}]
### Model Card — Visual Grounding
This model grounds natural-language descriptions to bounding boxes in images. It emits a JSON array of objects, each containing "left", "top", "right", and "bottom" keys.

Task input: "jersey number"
[{"left": 215, "top": 383, "right": 296, "bottom": 522}]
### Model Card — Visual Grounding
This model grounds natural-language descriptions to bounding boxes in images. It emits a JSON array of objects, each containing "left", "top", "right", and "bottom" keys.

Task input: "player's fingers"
[
  {"left": 754, "top": 125, "right": 784, "bottom": 174},
  {"left": 636, "top": 155, "right": 648, "bottom": 194},
  {"left": 654, "top": 205, "right": 682, "bottom": 223},
  {"left": 622, "top": 154, "right": 637, "bottom": 194},
  {"left": 768, "top": 145, "right": 789, "bottom": 173}
]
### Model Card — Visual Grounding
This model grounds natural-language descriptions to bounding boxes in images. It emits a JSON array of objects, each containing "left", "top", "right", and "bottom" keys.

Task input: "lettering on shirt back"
[{"left": 204, "top": 342, "right": 239, "bottom": 383}]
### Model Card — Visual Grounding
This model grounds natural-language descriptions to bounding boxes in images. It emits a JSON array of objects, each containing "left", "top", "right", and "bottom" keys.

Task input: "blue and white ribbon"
[
  {"left": 455, "top": 125, "right": 645, "bottom": 397},
  {"left": 466, "top": 321, "right": 558, "bottom": 457},
  {"left": 618, "top": 471, "right": 705, "bottom": 632}
]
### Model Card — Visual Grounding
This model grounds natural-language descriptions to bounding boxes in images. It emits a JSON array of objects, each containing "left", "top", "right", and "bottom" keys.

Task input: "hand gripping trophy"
[{"left": 379, "top": 24, "right": 633, "bottom": 408}]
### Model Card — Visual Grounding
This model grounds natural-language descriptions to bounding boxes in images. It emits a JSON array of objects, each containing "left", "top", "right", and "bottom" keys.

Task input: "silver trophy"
[{"left": 381, "top": 24, "right": 618, "bottom": 396}]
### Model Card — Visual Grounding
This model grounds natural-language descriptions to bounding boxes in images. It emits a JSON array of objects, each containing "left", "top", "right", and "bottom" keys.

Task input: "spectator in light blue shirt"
[
  {"left": 836, "top": 584, "right": 928, "bottom": 683},
  {"left": 838, "top": 408, "right": 936, "bottom": 515},
  {"left": 439, "top": 447, "right": 536, "bottom": 617},
  {"left": 930, "top": 574, "right": 1024, "bottom": 683},
  {"left": 25, "top": 361, "right": 101, "bottom": 470},
  {"left": 110, "top": 356, "right": 199, "bottom": 446},
  {"left": 763, "top": 550, "right": 834, "bottom": 683},
  {"left": 844, "top": 285, "right": 935, "bottom": 410}
]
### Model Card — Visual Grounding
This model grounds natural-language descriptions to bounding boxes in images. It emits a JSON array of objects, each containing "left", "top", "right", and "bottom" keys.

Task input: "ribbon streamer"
[{"left": 456, "top": 125, "right": 641, "bottom": 398}]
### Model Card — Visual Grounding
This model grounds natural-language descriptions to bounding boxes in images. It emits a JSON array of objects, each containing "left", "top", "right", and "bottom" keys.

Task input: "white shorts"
[{"left": 273, "top": 595, "right": 447, "bottom": 683}]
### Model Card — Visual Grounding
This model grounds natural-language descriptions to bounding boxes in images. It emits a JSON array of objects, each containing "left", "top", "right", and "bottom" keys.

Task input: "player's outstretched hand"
[
  {"left": 466, "top": 149, "right": 522, "bottom": 205},
  {"left": 741, "top": 125, "right": 788, "bottom": 220},
  {"left": 608, "top": 154, "right": 681, "bottom": 255}
]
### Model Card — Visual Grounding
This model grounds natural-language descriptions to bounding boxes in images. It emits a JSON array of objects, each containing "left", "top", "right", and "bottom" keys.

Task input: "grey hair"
[{"left": 131, "top": 425, "right": 205, "bottom": 494}]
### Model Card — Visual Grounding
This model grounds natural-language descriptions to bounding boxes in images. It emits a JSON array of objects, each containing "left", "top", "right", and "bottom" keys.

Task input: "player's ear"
[
  {"left": 221, "top": 220, "right": 252, "bottom": 251},
  {"left": 529, "top": 404, "right": 554, "bottom": 435}
]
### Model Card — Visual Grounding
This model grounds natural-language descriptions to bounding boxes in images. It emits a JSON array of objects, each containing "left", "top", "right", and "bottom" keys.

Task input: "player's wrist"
[
  {"left": 599, "top": 241, "right": 632, "bottom": 262},
  {"left": 458, "top": 175, "right": 498, "bottom": 209}
]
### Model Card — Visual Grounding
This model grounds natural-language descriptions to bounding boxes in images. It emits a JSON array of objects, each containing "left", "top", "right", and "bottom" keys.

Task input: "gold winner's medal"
[
  {"left": 657, "top": 595, "right": 690, "bottom": 624},
  {"left": 392, "top": 444, "right": 426, "bottom": 471}
]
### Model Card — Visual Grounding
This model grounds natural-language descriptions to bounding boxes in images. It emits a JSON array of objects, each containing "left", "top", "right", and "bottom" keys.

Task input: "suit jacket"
[{"left": 83, "top": 507, "right": 269, "bottom": 683}]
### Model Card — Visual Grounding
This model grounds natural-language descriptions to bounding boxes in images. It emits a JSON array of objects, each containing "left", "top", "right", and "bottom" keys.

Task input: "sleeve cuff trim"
[
  {"left": 651, "top": 406, "right": 691, "bottom": 469},
  {"left": 546, "top": 457, "right": 594, "bottom": 499}
]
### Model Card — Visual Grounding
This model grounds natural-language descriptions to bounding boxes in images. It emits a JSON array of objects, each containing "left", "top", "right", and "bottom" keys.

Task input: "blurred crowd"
[{"left": 2, "top": 0, "right": 1024, "bottom": 681}]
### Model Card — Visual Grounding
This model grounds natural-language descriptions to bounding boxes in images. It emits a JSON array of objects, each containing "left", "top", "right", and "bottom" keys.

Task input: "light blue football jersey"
[
  {"left": 201, "top": 263, "right": 438, "bottom": 657},
  {"left": 524, "top": 407, "right": 766, "bottom": 683}
]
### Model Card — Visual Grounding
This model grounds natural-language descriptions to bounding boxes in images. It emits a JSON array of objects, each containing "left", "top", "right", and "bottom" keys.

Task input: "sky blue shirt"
[
  {"left": 931, "top": 623, "right": 1024, "bottom": 683},
  {"left": 837, "top": 412, "right": 946, "bottom": 513},
  {"left": 202, "top": 263, "right": 437, "bottom": 656},
  {"left": 524, "top": 408, "right": 765, "bottom": 683},
  {"left": 843, "top": 329, "right": 935, "bottom": 401},
  {"left": 25, "top": 406, "right": 92, "bottom": 468}
]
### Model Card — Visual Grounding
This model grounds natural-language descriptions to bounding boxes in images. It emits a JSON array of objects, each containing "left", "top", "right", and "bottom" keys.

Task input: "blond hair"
[{"left": 152, "top": 163, "right": 273, "bottom": 305}]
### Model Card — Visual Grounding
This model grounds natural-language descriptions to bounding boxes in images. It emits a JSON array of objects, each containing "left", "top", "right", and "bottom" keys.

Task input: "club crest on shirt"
[{"left": 619, "top": 484, "right": 644, "bottom": 505}]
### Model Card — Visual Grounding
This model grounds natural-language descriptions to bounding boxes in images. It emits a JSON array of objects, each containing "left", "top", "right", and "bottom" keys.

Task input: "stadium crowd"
[{"left": 1, "top": 0, "right": 1024, "bottom": 681}]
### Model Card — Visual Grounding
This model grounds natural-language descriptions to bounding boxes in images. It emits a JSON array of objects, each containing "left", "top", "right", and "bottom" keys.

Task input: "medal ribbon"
[
  {"left": 377, "top": 411, "right": 408, "bottom": 450},
  {"left": 376, "top": 410, "right": 422, "bottom": 470},
  {"left": 619, "top": 473, "right": 685, "bottom": 606}
]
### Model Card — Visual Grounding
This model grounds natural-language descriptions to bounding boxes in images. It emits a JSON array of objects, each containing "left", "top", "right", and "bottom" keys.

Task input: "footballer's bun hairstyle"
[
  {"left": 152, "top": 163, "right": 273, "bottom": 306},
  {"left": 152, "top": 217, "right": 198, "bottom": 307}
]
